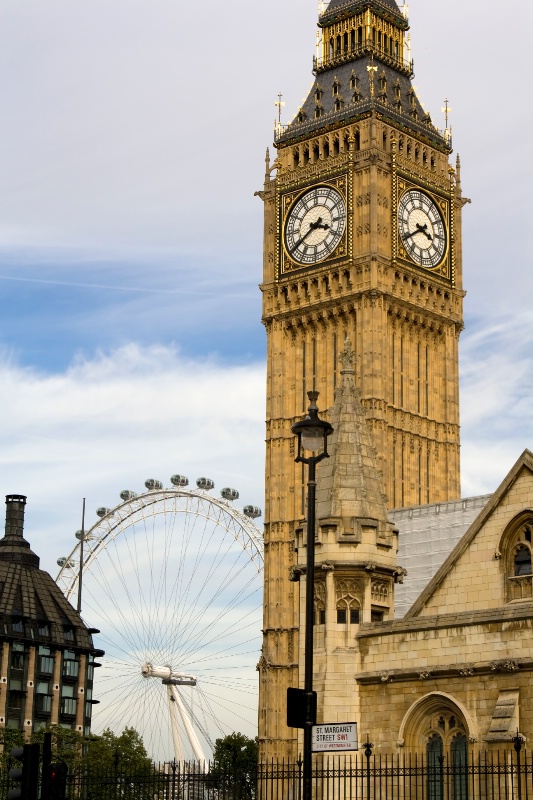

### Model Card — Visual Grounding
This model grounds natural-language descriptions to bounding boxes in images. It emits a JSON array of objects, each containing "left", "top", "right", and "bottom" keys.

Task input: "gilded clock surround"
[
  {"left": 392, "top": 159, "right": 454, "bottom": 282},
  {"left": 280, "top": 175, "right": 350, "bottom": 276}
]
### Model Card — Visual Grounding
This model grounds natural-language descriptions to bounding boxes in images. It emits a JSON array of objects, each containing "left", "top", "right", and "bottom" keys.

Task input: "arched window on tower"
[{"left": 335, "top": 578, "right": 361, "bottom": 625}]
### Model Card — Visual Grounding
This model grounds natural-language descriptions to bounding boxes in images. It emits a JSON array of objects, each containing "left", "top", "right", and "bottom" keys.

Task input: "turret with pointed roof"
[{"left": 294, "top": 340, "right": 404, "bottom": 726}]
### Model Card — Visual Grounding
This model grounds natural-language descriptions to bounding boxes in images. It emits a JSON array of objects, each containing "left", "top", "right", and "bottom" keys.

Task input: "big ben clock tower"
[{"left": 258, "top": 0, "right": 466, "bottom": 758}]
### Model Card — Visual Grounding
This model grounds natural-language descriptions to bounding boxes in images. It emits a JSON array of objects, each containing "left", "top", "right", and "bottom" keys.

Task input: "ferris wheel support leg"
[
  {"left": 169, "top": 684, "right": 208, "bottom": 773},
  {"left": 167, "top": 684, "right": 185, "bottom": 765}
]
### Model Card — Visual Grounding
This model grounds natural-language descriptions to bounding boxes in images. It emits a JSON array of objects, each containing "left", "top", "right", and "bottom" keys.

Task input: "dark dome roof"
[{"left": 0, "top": 495, "right": 94, "bottom": 651}]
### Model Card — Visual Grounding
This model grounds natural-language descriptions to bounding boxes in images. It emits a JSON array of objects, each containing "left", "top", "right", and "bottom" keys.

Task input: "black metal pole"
[
  {"left": 303, "top": 457, "right": 317, "bottom": 800},
  {"left": 77, "top": 498, "right": 86, "bottom": 615},
  {"left": 291, "top": 390, "right": 332, "bottom": 800}
]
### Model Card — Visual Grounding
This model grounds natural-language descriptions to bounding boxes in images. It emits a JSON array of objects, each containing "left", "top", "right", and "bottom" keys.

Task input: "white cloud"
[
  {"left": 460, "top": 311, "right": 533, "bottom": 496},
  {"left": 0, "top": 344, "right": 266, "bottom": 577}
]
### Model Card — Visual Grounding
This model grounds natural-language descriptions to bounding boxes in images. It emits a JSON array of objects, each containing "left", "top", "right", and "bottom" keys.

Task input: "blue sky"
[{"left": 0, "top": 0, "right": 532, "bottom": 569}]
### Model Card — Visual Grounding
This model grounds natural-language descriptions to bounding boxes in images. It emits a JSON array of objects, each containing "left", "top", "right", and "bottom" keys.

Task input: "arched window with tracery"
[
  {"left": 335, "top": 578, "right": 361, "bottom": 624},
  {"left": 503, "top": 515, "right": 533, "bottom": 601}
]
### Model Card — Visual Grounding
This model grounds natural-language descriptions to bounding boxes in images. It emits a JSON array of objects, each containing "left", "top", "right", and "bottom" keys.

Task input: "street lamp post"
[{"left": 292, "top": 391, "right": 333, "bottom": 800}]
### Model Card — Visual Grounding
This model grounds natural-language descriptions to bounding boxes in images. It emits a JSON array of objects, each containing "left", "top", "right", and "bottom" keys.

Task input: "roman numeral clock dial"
[
  {"left": 398, "top": 189, "right": 447, "bottom": 269},
  {"left": 284, "top": 186, "right": 346, "bottom": 266}
]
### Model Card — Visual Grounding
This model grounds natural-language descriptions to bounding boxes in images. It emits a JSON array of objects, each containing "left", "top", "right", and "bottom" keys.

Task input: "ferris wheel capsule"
[
  {"left": 221, "top": 488, "right": 239, "bottom": 501},
  {"left": 243, "top": 505, "right": 262, "bottom": 519},
  {"left": 96, "top": 507, "right": 113, "bottom": 518},
  {"left": 170, "top": 475, "right": 189, "bottom": 487},
  {"left": 196, "top": 477, "right": 215, "bottom": 491},
  {"left": 75, "top": 530, "right": 85, "bottom": 540},
  {"left": 145, "top": 479, "right": 163, "bottom": 491},
  {"left": 57, "top": 556, "right": 75, "bottom": 568},
  {"left": 120, "top": 490, "right": 137, "bottom": 501}
]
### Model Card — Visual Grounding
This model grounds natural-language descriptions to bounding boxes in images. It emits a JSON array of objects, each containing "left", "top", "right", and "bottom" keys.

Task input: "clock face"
[
  {"left": 284, "top": 186, "right": 346, "bottom": 265},
  {"left": 398, "top": 189, "right": 447, "bottom": 268}
]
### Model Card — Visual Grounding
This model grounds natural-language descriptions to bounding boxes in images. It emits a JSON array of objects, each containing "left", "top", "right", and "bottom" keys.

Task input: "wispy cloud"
[
  {"left": 0, "top": 344, "right": 265, "bottom": 578},
  {"left": 460, "top": 311, "right": 533, "bottom": 496}
]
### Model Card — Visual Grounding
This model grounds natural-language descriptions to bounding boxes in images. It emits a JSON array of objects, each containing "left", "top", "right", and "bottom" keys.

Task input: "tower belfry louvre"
[{"left": 258, "top": 0, "right": 466, "bottom": 759}]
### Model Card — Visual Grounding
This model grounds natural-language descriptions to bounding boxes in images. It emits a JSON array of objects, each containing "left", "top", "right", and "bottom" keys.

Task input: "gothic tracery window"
[
  {"left": 425, "top": 714, "right": 468, "bottom": 800},
  {"left": 505, "top": 518, "right": 533, "bottom": 601},
  {"left": 336, "top": 578, "right": 361, "bottom": 624}
]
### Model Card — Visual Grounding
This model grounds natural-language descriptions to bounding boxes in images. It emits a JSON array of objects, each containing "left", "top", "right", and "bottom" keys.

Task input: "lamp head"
[{"left": 291, "top": 391, "right": 333, "bottom": 461}]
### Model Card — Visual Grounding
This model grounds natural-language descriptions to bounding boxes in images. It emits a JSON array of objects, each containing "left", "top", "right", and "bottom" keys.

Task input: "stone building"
[
  {"left": 0, "top": 494, "right": 102, "bottom": 738},
  {"left": 257, "top": 0, "right": 532, "bottom": 766},
  {"left": 294, "top": 340, "right": 533, "bottom": 760}
]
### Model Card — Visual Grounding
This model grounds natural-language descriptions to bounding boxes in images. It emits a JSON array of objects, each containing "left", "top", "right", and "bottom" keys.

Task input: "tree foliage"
[{"left": 209, "top": 732, "right": 258, "bottom": 800}]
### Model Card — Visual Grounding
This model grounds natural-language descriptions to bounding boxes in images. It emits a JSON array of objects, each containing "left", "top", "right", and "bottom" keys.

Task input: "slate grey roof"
[
  {"left": 277, "top": 54, "right": 446, "bottom": 150},
  {"left": 391, "top": 494, "right": 492, "bottom": 618},
  {"left": 0, "top": 495, "right": 95, "bottom": 651}
]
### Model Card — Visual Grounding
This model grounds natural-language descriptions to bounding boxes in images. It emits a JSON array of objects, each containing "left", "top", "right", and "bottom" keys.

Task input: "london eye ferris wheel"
[{"left": 55, "top": 475, "right": 264, "bottom": 765}]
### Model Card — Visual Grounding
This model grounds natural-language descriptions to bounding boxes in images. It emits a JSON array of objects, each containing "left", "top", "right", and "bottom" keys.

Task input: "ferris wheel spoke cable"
[
  {"left": 82, "top": 566, "right": 145, "bottom": 656},
  {"left": 171, "top": 510, "right": 227, "bottom": 636},
  {"left": 166, "top": 564, "right": 256, "bottom": 644},
  {"left": 197, "top": 687, "right": 225, "bottom": 741},
  {"left": 195, "top": 686, "right": 258, "bottom": 729},
  {"left": 158, "top": 510, "right": 213, "bottom": 650},
  {"left": 81, "top": 547, "right": 153, "bottom": 656},
  {"left": 159, "top": 514, "right": 218, "bottom": 655},
  {"left": 175, "top": 597, "right": 261, "bottom": 667}
]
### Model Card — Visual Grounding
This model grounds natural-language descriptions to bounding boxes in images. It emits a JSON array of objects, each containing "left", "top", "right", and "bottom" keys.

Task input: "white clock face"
[
  {"left": 398, "top": 189, "right": 447, "bottom": 268},
  {"left": 285, "top": 186, "right": 346, "bottom": 265}
]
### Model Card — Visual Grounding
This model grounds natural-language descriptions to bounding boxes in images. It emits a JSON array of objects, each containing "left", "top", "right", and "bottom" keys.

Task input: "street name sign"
[{"left": 312, "top": 722, "right": 358, "bottom": 752}]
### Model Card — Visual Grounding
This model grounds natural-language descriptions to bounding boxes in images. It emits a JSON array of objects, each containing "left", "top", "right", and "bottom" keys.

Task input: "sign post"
[{"left": 312, "top": 723, "right": 358, "bottom": 753}]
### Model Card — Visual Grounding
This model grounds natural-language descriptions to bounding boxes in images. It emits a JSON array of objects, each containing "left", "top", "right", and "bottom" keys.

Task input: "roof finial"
[
  {"left": 442, "top": 98, "right": 453, "bottom": 145},
  {"left": 367, "top": 56, "right": 378, "bottom": 99},
  {"left": 274, "top": 92, "right": 285, "bottom": 138},
  {"left": 339, "top": 336, "right": 356, "bottom": 374}
]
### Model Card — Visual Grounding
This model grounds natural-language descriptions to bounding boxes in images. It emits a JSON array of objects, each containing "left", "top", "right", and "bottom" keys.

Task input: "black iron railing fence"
[{"left": 1, "top": 749, "right": 532, "bottom": 800}]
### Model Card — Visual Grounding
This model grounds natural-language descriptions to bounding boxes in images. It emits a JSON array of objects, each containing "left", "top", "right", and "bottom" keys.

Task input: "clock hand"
[
  {"left": 404, "top": 223, "right": 433, "bottom": 242},
  {"left": 289, "top": 218, "right": 324, "bottom": 252}
]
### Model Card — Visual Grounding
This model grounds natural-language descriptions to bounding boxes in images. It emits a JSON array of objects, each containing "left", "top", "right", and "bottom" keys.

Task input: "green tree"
[
  {"left": 209, "top": 732, "right": 258, "bottom": 800},
  {"left": 31, "top": 724, "right": 84, "bottom": 774},
  {"left": 84, "top": 727, "right": 152, "bottom": 774},
  {"left": 0, "top": 727, "right": 24, "bottom": 770}
]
